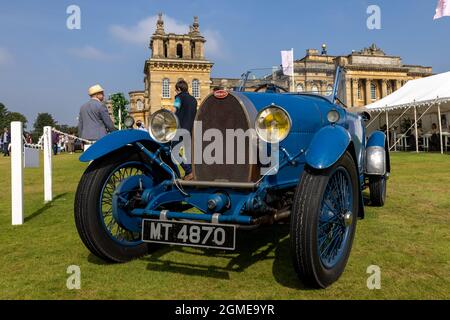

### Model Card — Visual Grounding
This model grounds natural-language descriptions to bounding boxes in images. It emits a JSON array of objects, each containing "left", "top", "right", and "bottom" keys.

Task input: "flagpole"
[{"left": 291, "top": 48, "right": 295, "bottom": 92}]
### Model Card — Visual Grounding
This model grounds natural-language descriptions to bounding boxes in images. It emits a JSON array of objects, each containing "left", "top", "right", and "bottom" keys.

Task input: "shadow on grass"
[
  {"left": 24, "top": 193, "right": 68, "bottom": 223},
  {"left": 143, "top": 224, "right": 314, "bottom": 290}
]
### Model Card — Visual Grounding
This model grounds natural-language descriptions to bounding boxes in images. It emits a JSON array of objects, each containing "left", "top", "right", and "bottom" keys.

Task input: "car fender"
[
  {"left": 305, "top": 125, "right": 351, "bottom": 170},
  {"left": 365, "top": 131, "right": 389, "bottom": 175},
  {"left": 79, "top": 130, "right": 158, "bottom": 162}
]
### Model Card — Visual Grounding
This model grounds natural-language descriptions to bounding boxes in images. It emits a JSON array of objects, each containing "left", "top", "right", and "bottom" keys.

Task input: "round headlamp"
[
  {"left": 255, "top": 105, "right": 292, "bottom": 143},
  {"left": 149, "top": 109, "right": 179, "bottom": 144},
  {"left": 124, "top": 116, "right": 135, "bottom": 129},
  {"left": 327, "top": 110, "right": 340, "bottom": 123}
]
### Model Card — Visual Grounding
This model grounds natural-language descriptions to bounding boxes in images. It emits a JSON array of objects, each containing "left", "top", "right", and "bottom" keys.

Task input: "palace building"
[{"left": 125, "top": 15, "right": 432, "bottom": 125}]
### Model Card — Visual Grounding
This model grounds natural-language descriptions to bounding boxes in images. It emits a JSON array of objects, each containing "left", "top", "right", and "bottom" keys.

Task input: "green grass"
[{"left": 0, "top": 152, "right": 449, "bottom": 300}]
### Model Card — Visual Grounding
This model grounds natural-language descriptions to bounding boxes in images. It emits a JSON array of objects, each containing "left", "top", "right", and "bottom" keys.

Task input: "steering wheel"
[{"left": 254, "top": 83, "right": 289, "bottom": 93}]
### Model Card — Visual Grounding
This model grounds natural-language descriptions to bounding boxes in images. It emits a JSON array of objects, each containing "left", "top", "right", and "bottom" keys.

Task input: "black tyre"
[
  {"left": 75, "top": 150, "right": 160, "bottom": 263},
  {"left": 369, "top": 176, "right": 387, "bottom": 207},
  {"left": 290, "top": 151, "right": 358, "bottom": 288}
]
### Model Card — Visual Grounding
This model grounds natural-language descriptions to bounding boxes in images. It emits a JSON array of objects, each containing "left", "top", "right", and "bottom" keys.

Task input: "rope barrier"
[{"left": 51, "top": 128, "right": 93, "bottom": 144}]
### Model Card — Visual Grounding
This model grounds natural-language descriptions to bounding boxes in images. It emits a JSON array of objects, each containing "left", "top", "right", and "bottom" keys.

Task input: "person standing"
[
  {"left": 173, "top": 80, "right": 197, "bottom": 180},
  {"left": 67, "top": 132, "right": 75, "bottom": 154},
  {"left": 2, "top": 127, "right": 10, "bottom": 156},
  {"left": 78, "top": 84, "right": 116, "bottom": 142},
  {"left": 135, "top": 120, "right": 147, "bottom": 131}
]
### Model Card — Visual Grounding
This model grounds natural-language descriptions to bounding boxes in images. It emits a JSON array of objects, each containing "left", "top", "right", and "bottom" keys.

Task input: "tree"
[
  {"left": 6, "top": 112, "right": 28, "bottom": 129},
  {"left": 0, "top": 103, "right": 9, "bottom": 130},
  {"left": 33, "top": 113, "right": 57, "bottom": 139},
  {"left": 109, "top": 93, "right": 129, "bottom": 129}
]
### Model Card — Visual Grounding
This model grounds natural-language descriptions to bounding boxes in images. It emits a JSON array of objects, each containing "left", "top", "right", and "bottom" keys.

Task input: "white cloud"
[
  {"left": 109, "top": 14, "right": 228, "bottom": 60},
  {"left": 69, "top": 46, "right": 114, "bottom": 61},
  {"left": 110, "top": 14, "right": 189, "bottom": 45},
  {"left": 0, "top": 47, "right": 13, "bottom": 66}
]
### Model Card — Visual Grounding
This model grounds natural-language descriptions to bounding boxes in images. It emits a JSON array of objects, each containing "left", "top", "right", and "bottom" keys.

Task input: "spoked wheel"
[
  {"left": 290, "top": 151, "right": 358, "bottom": 288},
  {"left": 75, "top": 152, "right": 159, "bottom": 263}
]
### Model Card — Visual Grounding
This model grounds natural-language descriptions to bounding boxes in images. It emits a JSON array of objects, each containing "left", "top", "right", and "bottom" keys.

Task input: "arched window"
[
  {"left": 311, "top": 85, "right": 319, "bottom": 94},
  {"left": 296, "top": 84, "right": 304, "bottom": 93},
  {"left": 326, "top": 85, "right": 333, "bottom": 96},
  {"left": 192, "top": 79, "right": 200, "bottom": 99},
  {"left": 371, "top": 82, "right": 377, "bottom": 100},
  {"left": 176, "top": 44, "right": 183, "bottom": 58},
  {"left": 164, "top": 42, "right": 168, "bottom": 58},
  {"left": 162, "top": 78, "right": 170, "bottom": 98},
  {"left": 136, "top": 100, "right": 144, "bottom": 111}
]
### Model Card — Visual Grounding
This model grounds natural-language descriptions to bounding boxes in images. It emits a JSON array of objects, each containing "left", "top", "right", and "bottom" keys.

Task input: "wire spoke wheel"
[
  {"left": 100, "top": 162, "right": 147, "bottom": 246},
  {"left": 318, "top": 168, "right": 353, "bottom": 269}
]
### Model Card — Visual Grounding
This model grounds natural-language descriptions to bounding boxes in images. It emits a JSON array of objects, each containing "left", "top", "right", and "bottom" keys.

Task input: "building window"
[
  {"left": 136, "top": 100, "right": 144, "bottom": 111},
  {"left": 311, "top": 85, "right": 319, "bottom": 94},
  {"left": 357, "top": 81, "right": 363, "bottom": 100},
  {"left": 371, "top": 82, "right": 377, "bottom": 100},
  {"left": 326, "top": 85, "right": 333, "bottom": 96},
  {"left": 162, "top": 78, "right": 170, "bottom": 98},
  {"left": 387, "top": 81, "right": 393, "bottom": 95},
  {"left": 192, "top": 79, "right": 200, "bottom": 98},
  {"left": 164, "top": 42, "right": 168, "bottom": 58},
  {"left": 296, "top": 84, "right": 304, "bottom": 93},
  {"left": 176, "top": 44, "right": 183, "bottom": 58}
]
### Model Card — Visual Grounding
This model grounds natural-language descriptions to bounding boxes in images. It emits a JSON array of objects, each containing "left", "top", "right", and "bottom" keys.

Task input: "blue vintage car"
[{"left": 75, "top": 67, "right": 390, "bottom": 288}]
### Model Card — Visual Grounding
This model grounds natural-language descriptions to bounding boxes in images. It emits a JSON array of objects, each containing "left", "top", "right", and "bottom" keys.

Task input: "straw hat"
[{"left": 88, "top": 84, "right": 104, "bottom": 96}]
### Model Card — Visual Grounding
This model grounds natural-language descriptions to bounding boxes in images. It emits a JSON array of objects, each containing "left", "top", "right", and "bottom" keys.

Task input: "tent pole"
[
  {"left": 438, "top": 103, "right": 444, "bottom": 155},
  {"left": 414, "top": 106, "right": 419, "bottom": 153},
  {"left": 385, "top": 109, "right": 390, "bottom": 150}
]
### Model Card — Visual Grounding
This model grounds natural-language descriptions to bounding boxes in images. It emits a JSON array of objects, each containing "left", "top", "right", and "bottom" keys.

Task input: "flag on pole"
[
  {"left": 281, "top": 49, "right": 294, "bottom": 76},
  {"left": 434, "top": 0, "right": 450, "bottom": 20}
]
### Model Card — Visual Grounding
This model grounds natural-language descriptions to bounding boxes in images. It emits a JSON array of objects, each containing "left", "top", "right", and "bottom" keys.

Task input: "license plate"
[{"left": 142, "top": 219, "right": 236, "bottom": 251}]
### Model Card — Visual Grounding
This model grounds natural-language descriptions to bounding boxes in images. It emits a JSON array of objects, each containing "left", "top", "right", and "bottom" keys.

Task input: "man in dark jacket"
[
  {"left": 78, "top": 84, "right": 116, "bottom": 142},
  {"left": 173, "top": 80, "right": 197, "bottom": 180},
  {"left": 1, "top": 127, "right": 10, "bottom": 156}
]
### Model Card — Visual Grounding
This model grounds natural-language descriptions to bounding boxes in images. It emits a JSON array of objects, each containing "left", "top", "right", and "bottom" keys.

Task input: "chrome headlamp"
[
  {"left": 149, "top": 109, "right": 179, "bottom": 144},
  {"left": 255, "top": 105, "right": 292, "bottom": 143}
]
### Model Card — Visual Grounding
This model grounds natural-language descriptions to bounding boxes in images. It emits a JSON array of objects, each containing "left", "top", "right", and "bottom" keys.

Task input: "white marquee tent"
[{"left": 363, "top": 71, "right": 450, "bottom": 154}]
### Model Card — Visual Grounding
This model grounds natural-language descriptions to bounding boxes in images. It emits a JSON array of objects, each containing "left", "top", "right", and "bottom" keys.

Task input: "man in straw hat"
[{"left": 78, "top": 84, "right": 116, "bottom": 142}]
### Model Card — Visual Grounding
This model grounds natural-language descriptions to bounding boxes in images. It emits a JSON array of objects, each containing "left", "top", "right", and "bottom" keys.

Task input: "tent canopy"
[{"left": 365, "top": 71, "right": 450, "bottom": 112}]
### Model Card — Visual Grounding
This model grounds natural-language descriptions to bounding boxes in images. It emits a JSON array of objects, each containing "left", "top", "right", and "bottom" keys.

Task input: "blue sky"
[{"left": 0, "top": 0, "right": 449, "bottom": 126}]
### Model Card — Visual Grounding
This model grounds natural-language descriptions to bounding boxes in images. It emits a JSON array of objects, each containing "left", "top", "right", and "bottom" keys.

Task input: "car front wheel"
[{"left": 290, "top": 151, "right": 358, "bottom": 288}]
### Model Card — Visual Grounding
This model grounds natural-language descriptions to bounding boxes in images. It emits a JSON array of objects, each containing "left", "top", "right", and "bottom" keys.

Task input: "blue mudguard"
[
  {"left": 367, "top": 131, "right": 386, "bottom": 148},
  {"left": 79, "top": 130, "right": 157, "bottom": 162},
  {"left": 305, "top": 125, "right": 351, "bottom": 170}
]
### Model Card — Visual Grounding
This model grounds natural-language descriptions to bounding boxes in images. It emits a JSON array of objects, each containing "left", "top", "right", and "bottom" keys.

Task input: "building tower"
[{"left": 141, "top": 14, "right": 213, "bottom": 117}]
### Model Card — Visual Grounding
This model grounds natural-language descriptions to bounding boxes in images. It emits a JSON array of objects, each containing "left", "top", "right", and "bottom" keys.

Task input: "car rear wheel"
[
  {"left": 290, "top": 151, "right": 358, "bottom": 288},
  {"left": 369, "top": 176, "right": 387, "bottom": 207}
]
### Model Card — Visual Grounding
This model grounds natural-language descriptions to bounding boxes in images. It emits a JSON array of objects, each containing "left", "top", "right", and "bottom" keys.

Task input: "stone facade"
[{"left": 126, "top": 16, "right": 432, "bottom": 124}]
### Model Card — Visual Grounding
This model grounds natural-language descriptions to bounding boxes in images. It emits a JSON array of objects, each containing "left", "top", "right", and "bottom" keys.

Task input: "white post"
[
  {"left": 291, "top": 48, "right": 295, "bottom": 93},
  {"left": 414, "top": 106, "right": 419, "bottom": 153},
  {"left": 438, "top": 104, "right": 444, "bottom": 155},
  {"left": 385, "top": 109, "right": 390, "bottom": 150},
  {"left": 43, "top": 126, "right": 53, "bottom": 202},
  {"left": 11, "top": 122, "right": 24, "bottom": 226},
  {"left": 119, "top": 109, "right": 122, "bottom": 131}
]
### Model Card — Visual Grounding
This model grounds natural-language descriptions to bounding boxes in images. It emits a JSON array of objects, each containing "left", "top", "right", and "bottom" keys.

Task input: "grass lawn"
[{"left": 0, "top": 152, "right": 449, "bottom": 300}]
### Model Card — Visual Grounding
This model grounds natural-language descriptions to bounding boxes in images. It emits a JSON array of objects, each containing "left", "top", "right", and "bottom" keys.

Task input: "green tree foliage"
[
  {"left": 109, "top": 93, "right": 129, "bottom": 129},
  {"left": 33, "top": 113, "right": 57, "bottom": 139},
  {"left": 0, "top": 102, "right": 28, "bottom": 130}
]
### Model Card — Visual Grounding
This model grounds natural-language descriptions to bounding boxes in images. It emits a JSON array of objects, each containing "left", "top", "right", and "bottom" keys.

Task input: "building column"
[
  {"left": 395, "top": 80, "right": 402, "bottom": 91},
  {"left": 365, "top": 79, "right": 372, "bottom": 105},
  {"left": 351, "top": 79, "right": 358, "bottom": 107},
  {"left": 382, "top": 79, "right": 388, "bottom": 98},
  {"left": 345, "top": 80, "right": 352, "bottom": 107}
]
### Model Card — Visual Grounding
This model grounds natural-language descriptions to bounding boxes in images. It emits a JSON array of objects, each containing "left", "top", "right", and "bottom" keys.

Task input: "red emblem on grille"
[{"left": 214, "top": 90, "right": 229, "bottom": 99}]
